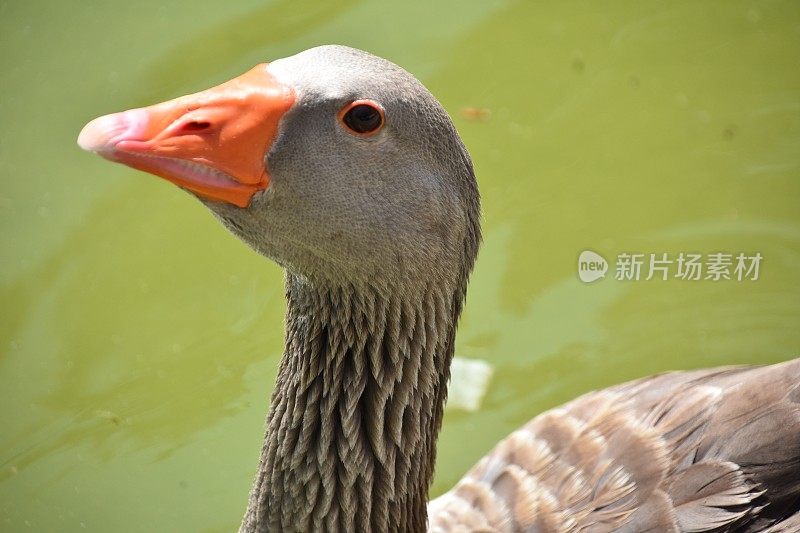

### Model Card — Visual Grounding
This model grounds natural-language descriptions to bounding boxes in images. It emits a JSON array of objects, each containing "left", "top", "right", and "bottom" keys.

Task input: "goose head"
[
  {"left": 79, "top": 45, "right": 480, "bottom": 289},
  {"left": 79, "top": 45, "right": 481, "bottom": 531}
]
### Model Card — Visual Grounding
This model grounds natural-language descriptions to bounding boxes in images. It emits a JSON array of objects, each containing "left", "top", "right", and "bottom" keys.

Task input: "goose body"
[
  {"left": 78, "top": 45, "right": 800, "bottom": 532},
  {"left": 430, "top": 360, "right": 800, "bottom": 532}
]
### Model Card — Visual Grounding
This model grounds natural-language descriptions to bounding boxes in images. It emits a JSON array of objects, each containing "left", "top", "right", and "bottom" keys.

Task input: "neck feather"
[{"left": 241, "top": 273, "right": 464, "bottom": 532}]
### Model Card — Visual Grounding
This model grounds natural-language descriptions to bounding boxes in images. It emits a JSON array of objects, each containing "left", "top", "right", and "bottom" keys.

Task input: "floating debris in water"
[
  {"left": 459, "top": 107, "right": 492, "bottom": 121},
  {"left": 571, "top": 54, "right": 585, "bottom": 73},
  {"left": 446, "top": 357, "right": 494, "bottom": 412},
  {"left": 94, "top": 409, "right": 121, "bottom": 426}
]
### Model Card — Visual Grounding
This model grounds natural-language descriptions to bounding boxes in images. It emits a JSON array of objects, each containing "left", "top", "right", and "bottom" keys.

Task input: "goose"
[{"left": 77, "top": 45, "right": 800, "bottom": 533}]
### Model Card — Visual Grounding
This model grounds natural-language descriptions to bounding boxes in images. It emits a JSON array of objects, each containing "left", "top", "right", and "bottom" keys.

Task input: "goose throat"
[{"left": 242, "top": 273, "right": 462, "bottom": 532}]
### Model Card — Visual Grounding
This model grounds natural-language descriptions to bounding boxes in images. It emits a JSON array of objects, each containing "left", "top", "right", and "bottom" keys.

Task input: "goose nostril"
[{"left": 179, "top": 120, "right": 212, "bottom": 133}]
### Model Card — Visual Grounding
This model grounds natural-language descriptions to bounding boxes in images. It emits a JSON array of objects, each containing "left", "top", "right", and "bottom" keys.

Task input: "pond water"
[{"left": 1, "top": 1, "right": 799, "bottom": 531}]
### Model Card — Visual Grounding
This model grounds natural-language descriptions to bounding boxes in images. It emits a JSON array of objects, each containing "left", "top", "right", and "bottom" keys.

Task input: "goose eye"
[{"left": 339, "top": 100, "right": 384, "bottom": 135}]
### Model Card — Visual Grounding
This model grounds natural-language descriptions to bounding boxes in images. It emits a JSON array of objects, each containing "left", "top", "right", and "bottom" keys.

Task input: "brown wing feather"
[{"left": 428, "top": 358, "right": 800, "bottom": 532}]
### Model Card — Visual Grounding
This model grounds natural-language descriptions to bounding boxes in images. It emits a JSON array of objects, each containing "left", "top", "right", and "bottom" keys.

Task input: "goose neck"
[{"left": 242, "top": 274, "right": 460, "bottom": 532}]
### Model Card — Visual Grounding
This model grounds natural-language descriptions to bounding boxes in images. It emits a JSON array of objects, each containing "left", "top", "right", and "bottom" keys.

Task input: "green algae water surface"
[{"left": 1, "top": 1, "right": 799, "bottom": 531}]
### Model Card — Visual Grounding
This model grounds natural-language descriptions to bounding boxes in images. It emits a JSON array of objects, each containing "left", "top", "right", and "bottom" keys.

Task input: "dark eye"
[{"left": 339, "top": 100, "right": 384, "bottom": 135}]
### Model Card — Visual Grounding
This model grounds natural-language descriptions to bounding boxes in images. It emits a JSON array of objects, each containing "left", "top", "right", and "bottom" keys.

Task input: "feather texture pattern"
[{"left": 429, "top": 360, "right": 800, "bottom": 532}]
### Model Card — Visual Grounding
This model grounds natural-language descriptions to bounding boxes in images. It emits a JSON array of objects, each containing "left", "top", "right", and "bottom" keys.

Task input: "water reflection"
[{"left": 2, "top": 188, "right": 284, "bottom": 477}]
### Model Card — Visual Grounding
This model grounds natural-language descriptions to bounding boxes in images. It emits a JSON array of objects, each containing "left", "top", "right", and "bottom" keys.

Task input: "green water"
[{"left": 1, "top": 1, "right": 799, "bottom": 531}]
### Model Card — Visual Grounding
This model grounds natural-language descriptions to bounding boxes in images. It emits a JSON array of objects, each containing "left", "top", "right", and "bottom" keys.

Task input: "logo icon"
[{"left": 578, "top": 250, "right": 608, "bottom": 283}]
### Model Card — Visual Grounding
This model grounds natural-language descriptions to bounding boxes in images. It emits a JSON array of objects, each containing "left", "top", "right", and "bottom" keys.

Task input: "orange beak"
[{"left": 78, "top": 65, "right": 295, "bottom": 208}]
